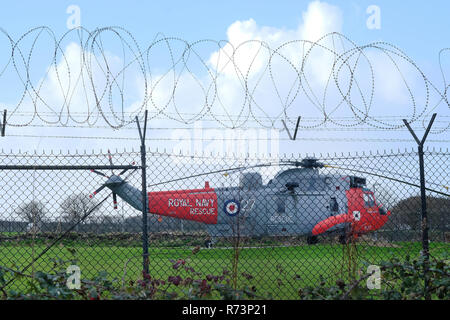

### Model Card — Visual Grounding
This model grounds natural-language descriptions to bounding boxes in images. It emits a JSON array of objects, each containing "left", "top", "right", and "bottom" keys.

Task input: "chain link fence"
[{"left": 0, "top": 147, "right": 448, "bottom": 298}]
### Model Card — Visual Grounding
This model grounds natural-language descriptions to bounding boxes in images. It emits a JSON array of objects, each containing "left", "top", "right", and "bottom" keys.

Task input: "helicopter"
[{"left": 89, "top": 153, "right": 391, "bottom": 247}]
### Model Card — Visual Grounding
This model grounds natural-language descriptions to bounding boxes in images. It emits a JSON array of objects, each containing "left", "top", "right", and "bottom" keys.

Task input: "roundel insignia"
[
  {"left": 352, "top": 211, "right": 361, "bottom": 221},
  {"left": 224, "top": 200, "right": 240, "bottom": 216}
]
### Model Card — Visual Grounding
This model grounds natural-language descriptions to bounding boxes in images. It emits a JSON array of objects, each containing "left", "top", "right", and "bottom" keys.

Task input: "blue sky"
[
  {"left": 0, "top": 0, "right": 448, "bottom": 155},
  {"left": 1, "top": 1, "right": 448, "bottom": 62}
]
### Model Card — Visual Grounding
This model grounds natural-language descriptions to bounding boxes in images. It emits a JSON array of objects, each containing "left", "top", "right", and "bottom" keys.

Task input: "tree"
[
  {"left": 15, "top": 200, "right": 47, "bottom": 233},
  {"left": 60, "top": 193, "right": 99, "bottom": 232},
  {"left": 94, "top": 214, "right": 123, "bottom": 233},
  {"left": 389, "top": 195, "right": 450, "bottom": 231}
]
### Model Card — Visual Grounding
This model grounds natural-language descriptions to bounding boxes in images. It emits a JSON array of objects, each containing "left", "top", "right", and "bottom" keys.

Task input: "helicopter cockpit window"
[{"left": 364, "top": 193, "right": 375, "bottom": 208}]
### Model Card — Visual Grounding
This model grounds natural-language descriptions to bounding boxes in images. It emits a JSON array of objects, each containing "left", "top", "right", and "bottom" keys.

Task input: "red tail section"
[{"left": 147, "top": 183, "right": 218, "bottom": 224}]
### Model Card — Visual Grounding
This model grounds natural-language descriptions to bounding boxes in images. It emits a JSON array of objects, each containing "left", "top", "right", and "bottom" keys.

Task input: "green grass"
[{"left": 2, "top": 240, "right": 446, "bottom": 299}]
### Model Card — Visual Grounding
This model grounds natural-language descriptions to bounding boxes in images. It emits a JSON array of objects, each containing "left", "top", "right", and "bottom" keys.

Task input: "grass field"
[{"left": 1, "top": 239, "right": 447, "bottom": 299}]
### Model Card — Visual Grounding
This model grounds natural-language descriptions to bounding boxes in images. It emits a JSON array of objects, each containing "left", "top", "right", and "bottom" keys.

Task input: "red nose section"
[
  {"left": 147, "top": 186, "right": 218, "bottom": 224},
  {"left": 312, "top": 188, "right": 391, "bottom": 236}
]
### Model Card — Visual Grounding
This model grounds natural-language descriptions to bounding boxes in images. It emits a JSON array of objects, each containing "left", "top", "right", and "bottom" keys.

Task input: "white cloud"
[
  {"left": 208, "top": 1, "right": 342, "bottom": 81},
  {"left": 299, "top": 1, "right": 343, "bottom": 42}
]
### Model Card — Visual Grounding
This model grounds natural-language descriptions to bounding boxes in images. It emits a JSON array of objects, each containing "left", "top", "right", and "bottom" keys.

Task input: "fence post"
[
  {"left": 136, "top": 110, "right": 149, "bottom": 276},
  {"left": 403, "top": 113, "right": 437, "bottom": 300},
  {"left": 281, "top": 116, "right": 301, "bottom": 140},
  {"left": 1, "top": 109, "right": 6, "bottom": 137}
]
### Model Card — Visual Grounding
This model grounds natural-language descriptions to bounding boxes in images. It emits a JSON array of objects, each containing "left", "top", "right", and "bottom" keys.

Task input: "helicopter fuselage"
[{"left": 105, "top": 166, "right": 390, "bottom": 241}]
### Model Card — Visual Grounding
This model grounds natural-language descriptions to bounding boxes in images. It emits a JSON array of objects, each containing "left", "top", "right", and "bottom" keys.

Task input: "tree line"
[{"left": 12, "top": 194, "right": 206, "bottom": 233}]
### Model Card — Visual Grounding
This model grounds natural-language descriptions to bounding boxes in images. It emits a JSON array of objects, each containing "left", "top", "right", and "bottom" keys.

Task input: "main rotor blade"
[
  {"left": 122, "top": 168, "right": 138, "bottom": 181},
  {"left": 118, "top": 168, "right": 130, "bottom": 176},
  {"left": 113, "top": 193, "right": 118, "bottom": 210},
  {"left": 90, "top": 184, "right": 106, "bottom": 198},
  {"left": 90, "top": 169, "right": 109, "bottom": 178},
  {"left": 118, "top": 162, "right": 136, "bottom": 176}
]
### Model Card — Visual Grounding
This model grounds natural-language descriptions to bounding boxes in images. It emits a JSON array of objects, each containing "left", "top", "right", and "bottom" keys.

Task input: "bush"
[
  {"left": 298, "top": 253, "right": 449, "bottom": 300},
  {"left": 0, "top": 250, "right": 448, "bottom": 300}
]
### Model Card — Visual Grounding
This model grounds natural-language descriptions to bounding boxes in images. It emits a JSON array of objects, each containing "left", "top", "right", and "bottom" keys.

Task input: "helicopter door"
[
  {"left": 236, "top": 198, "right": 256, "bottom": 236},
  {"left": 329, "top": 197, "right": 339, "bottom": 216},
  {"left": 269, "top": 193, "right": 293, "bottom": 224}
]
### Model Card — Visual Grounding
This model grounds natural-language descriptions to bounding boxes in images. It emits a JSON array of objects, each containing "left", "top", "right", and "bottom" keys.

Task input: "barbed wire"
[
  {"left": 0, "top": 145, "right": 447, "bottom": 162},
  {"left": 0, "top": 26, "right": 448, "bottom": 132}
]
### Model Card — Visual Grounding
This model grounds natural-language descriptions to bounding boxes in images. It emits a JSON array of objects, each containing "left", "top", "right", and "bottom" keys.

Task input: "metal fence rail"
[{"left": 0, "top": 147, "right": 448, "bottom": 299}]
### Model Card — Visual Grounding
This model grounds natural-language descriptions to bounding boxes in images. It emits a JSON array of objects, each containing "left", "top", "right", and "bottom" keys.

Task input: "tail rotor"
[{"left": 89, "top": 150, "right": 137, "bottom": 210}]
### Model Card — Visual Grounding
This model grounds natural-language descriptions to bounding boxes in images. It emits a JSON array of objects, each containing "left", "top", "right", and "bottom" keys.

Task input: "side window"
[
  {"left": 364, "top": 193, "right": 375, "bottom": 207},
  {"left": 330, "top": 197, "right": 339, "bottom": 213}
]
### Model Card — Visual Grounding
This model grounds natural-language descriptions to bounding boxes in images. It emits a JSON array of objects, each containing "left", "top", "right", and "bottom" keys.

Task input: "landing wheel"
[
  {"left": 339, "top": 234, "right": 347, "bottom": 244},
  {"left": 307, "top": 236, "right": 318, "bottom": 245},
  {"left": 204, "top": 240, "right": 213, "bottom": 248},
  {"left": 340, "top": 225, "right": 352, "bottom": 244}
]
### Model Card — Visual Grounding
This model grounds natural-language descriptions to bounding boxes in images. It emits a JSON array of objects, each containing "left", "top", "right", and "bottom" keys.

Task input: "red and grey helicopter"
[{"left": 90, "top": 154, "right": 391, "bottom": 246}]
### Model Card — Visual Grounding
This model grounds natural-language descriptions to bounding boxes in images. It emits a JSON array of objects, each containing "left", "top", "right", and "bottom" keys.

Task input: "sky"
[
  {"left": 0, "top": 0, "right": 449, "bottom": 156},
  {"left": 0, "top": 1, "right": 447, "bottom": 59}
]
